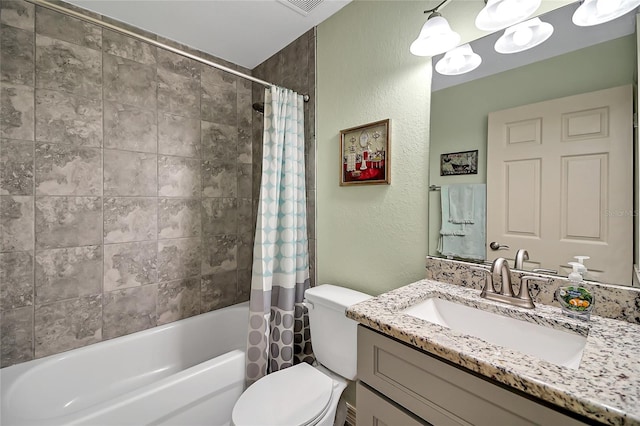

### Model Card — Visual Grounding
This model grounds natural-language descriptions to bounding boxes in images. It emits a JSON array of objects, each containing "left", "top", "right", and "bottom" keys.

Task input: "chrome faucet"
[
  {"left": 514, "top": 249, "right": 529, "bottom": 270},
  {"left": 492, "top": 257, "right": 514, "bottom": 297},
  {"left": 472, "top": 258, "right": 548, "bottom": 309}
]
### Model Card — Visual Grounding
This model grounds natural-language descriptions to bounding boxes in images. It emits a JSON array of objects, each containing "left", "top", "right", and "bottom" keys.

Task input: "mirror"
[{"left": 427, "top": 3, "right": 638, "bottom": 286}]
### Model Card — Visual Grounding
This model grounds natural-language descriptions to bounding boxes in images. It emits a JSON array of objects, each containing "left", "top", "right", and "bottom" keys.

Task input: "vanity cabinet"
[{"left": 356, "top": 326, "right": 587, "bottom": 426}]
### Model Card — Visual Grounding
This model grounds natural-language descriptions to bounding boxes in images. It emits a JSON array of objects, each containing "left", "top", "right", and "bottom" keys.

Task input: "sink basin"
[{"left": 403, "top": 298, "right": 587, "bottom": 369}]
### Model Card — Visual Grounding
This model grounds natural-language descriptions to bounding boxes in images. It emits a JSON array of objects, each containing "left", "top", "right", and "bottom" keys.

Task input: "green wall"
[
  {"left": 427, "top": 35, "right": 636, "bottom": 256},
  {"left": 316, "top": 1, "right": 433, "bottom": 296}
]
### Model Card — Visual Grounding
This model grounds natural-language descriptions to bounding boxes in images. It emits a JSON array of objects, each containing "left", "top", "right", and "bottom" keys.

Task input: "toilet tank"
[{"left": 304, "top": 284, "right": 372, "bottom": 381}]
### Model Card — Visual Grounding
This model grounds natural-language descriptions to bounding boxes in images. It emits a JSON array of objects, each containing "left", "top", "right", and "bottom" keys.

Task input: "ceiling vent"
[{"left": 277, "top": 0, "right": 324, "bottom": 16}]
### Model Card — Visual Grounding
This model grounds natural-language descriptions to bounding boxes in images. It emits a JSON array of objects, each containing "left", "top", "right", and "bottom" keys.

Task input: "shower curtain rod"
[{"left": 25, "top": 0, "right": 310, "bottom": 102}]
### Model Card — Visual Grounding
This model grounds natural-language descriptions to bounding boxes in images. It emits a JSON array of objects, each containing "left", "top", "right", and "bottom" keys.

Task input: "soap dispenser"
[{"left": 555, "top": 262, "right": 594, "bottom": 321}]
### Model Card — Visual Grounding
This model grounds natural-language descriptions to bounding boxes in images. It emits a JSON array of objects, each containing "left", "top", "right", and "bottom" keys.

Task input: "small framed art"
[
  {"left": 440, "top": 150, "right": 478, "bottom": 176},
  {"left": 339, "top": 119, "right": 390, "bottom": 186}
]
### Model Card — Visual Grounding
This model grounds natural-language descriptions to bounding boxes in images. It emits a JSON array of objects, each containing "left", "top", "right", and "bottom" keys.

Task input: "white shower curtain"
[{"left": 245, "top": 86, "right": 314, "bottom": 386}]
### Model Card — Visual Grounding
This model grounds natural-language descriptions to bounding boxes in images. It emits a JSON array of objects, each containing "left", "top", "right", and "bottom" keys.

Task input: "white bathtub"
[{"left": 1, "top": 302, "right": 249, "bottom": 426}]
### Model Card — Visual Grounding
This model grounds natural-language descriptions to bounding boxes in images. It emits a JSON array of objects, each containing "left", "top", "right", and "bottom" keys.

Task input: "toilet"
[{"left": 232, "top": 284, "right": 372, "bottom": 426}]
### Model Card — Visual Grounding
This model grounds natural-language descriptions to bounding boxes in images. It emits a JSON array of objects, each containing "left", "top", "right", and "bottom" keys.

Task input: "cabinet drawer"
[
  {"left": 356, "top": 381, "right": 426, "bottom": 426},
  {"left": 357, "top": 326, "right": 586, "bottom": 426}
]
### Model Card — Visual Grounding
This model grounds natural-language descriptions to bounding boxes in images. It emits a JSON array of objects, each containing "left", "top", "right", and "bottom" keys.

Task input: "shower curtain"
[{"left": 245, "top": 86, "right": 314, "bottom": 386}]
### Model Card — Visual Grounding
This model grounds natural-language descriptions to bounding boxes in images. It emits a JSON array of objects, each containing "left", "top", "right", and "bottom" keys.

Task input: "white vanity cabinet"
[{"left": 356, "top": 326, "right": 588, "bottom": 426}]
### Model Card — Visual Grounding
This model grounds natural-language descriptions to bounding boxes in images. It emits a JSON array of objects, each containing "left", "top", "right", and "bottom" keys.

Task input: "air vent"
[{"left": 277, "top": 0, "right": 324, "bottom": 16}]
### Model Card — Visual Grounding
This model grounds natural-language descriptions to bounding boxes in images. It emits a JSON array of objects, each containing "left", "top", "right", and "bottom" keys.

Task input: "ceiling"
[{"left": 67, "top": 0, "right": 352, "bottom": 69}]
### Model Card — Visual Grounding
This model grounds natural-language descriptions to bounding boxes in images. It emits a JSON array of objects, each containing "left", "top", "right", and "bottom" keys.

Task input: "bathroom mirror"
[{"left": 427, "top": 2, "right": 638, "bottom": 286}]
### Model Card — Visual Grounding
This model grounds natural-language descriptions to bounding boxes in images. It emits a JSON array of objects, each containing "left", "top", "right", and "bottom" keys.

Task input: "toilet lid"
[{"left": 232, "top": 363, "right": 334, "bottom": 426}]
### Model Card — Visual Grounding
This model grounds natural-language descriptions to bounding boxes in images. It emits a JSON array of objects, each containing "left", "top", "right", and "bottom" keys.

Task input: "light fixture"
[
  {"left": 494, "top": 17, "right": 554, "bottom": 54},
  {"left": 435, "top": 44, "right": 482, "bottom": 75},
  {"left": 475, "top": 0, "right": 542, "bottom": 31},
  {"left": 410, "top": 0, "right": 461, "bottom": 57},
  {"left": 572, "top": 0, "right": 640, "bottom": 26}
]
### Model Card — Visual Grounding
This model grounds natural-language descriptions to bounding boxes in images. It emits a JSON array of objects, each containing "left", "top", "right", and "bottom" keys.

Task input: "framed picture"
[
  {"left": 440, "top": 150, "right": 478, "bottom": 176},
  {"left": 340, "top": 119, "right": 390, "bottom": 186}
]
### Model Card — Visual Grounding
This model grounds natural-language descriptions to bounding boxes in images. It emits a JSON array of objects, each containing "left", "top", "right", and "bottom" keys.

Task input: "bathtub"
[{"left": 1, "top": 302, "right": 249, "bottom": 426}]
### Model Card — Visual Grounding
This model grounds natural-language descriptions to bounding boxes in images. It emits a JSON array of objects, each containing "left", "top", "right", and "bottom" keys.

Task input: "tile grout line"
[
  {"left": 100, "top": 22, "right": 106, "bottom": 342},
  {"left": 154, "top": 42, "right": 160, "bottom": 328},
  {"left": 198, "top": 60, "right": 204, "bottom": 315},
  {"left": 31, "top": 6, "right": 37, "bottom": 361},
  {"left": 235, "top": 76, "right": 240, "bottom": 304}
]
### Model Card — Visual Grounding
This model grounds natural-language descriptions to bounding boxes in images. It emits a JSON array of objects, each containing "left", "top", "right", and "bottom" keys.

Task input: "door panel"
[
  {"left": 561, "top": 154, "right": 606, "bottom": 240},
  {"left": 505, "top": 159, "right": 541, "bottom": 237}
]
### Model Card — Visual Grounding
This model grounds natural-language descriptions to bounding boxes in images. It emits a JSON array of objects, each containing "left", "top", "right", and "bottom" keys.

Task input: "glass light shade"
[
  {"left": 410, "top": 15, "right": 461, "bottom": 57},
  {"left": 435, "top": 44, "right": 482, "bottom": 75},
  {"left": 572, "top": 0, "right": 640, "bottom": 26},
  {"left": 475, "top": 0, "right": 542, "bottom": 31},
  {"left": 494, "top": 17, "right": 554, "bottom": 54}
]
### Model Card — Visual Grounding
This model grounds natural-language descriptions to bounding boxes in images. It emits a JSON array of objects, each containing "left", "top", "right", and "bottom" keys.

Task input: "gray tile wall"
[
  {"left": 0, "top": 0, "right": 255, "bottom": 367},
  {"left": 252, "top": 29, "right": 317, "bottom": 286}
]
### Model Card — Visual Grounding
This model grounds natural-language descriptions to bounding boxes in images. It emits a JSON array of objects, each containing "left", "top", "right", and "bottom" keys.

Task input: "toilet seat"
[{"left": 232, "top": 363, "right": 334, "bottom": 426}]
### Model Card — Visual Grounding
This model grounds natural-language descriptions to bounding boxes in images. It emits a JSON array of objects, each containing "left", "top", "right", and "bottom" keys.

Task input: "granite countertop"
[{"left": 346, "top": 279, "right": 640, "bottom": 426}]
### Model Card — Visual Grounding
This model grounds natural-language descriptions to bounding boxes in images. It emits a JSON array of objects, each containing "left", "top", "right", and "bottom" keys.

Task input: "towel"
[
  {"left": 438, "top": 186, "right": 466, "bottom": 237},
  {"left": 438, "top": 184, "right": 486, "bottom": 261},
  {"left": 449, "top": 184, "right": 475, "bottom": 224}
]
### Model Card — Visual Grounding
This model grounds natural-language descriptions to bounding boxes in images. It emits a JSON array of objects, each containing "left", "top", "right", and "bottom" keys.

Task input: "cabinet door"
[
  {"left": 356, "top": 382, "right": 427, "bottom": 426},
  {"left": 357, "top": 326, "right": 587, "bottom": 426}
]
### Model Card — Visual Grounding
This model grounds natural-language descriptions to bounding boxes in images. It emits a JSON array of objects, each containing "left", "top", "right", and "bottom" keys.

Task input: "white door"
[{"left": 486, "top": 85, "right": 633, "bottom": 284}]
